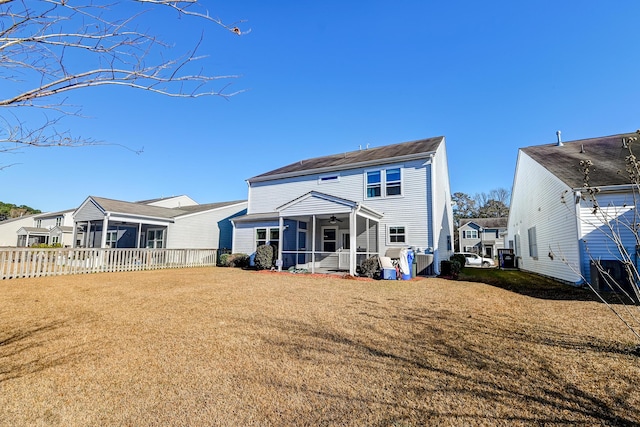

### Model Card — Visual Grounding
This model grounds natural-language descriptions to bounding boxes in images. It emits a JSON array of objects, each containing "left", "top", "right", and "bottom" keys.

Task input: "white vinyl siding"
[
  {"left": 577, "top": 191, "right": 638, "bottom": 283},
  {"left": 166, "top": 202, "right": 247, "bottom": 249},
  {"left": 233, "top": 220, "right": 279, "bottom": 254},
  {"left": 507, "top": 152, "right": 582, "bottom": 283}
]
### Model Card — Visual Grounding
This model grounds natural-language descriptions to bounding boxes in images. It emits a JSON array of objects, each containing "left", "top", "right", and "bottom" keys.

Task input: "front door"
[{"left": 338, "top": 230, "right": 350, "bottom": 270}]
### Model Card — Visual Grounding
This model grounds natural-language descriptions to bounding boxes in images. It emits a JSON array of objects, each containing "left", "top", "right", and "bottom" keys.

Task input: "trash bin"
[{"left": 400, "top": 249, "right": 413, "bottom": 280}]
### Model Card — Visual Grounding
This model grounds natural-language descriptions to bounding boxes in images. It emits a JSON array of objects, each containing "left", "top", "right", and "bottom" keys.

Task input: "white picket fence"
[{"left": 0, "top": 248, "right": 218, "bottom": 280}]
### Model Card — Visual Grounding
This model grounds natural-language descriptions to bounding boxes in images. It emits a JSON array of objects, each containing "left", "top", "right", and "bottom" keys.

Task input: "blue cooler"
[{"left": 383, "top": 268, "right": 397, "bottom": 280}]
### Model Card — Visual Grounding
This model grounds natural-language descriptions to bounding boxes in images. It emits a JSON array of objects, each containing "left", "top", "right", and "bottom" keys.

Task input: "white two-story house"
[{"left": 231, "top": 137, "right": 454, "bottom": 276}]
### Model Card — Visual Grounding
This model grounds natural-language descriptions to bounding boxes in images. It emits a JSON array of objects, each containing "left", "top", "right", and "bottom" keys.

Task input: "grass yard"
[{"left": 1, "top": 267, "right": 639, "bottom": 426}]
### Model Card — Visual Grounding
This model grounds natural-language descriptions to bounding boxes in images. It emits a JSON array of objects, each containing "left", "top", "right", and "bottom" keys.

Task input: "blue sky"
[{"left": 3, "top": 1, "right": 640, "bottom": 212}]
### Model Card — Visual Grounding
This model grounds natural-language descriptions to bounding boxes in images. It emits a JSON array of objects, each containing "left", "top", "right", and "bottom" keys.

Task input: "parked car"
[{"left": 455, "top": 252, "right": 495, "bottom": 268}]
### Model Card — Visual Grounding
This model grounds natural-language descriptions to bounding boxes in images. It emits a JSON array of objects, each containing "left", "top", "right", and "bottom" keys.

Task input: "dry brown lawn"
[{"left": 1, "top": 267, "right": 639, "bottom": 426}]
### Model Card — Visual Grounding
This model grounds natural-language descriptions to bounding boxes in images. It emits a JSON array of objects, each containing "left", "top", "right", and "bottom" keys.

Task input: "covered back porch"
[{"left": 275, "top": 192, "right": 383, "bottom": 275}]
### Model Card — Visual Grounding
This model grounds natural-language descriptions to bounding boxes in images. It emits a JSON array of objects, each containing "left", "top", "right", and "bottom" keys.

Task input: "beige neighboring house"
[
  {"left": 0, "top": 210, "right": 76, "bottom": 247},
  {"left": 458, "top": 217, "right": 508, "bottom": 258},
  {"left": 73, "top": 195, "right": 247, "bottom": 250},
  {"left": 0, "top": 214, "right": 38, "bottom": 247}
]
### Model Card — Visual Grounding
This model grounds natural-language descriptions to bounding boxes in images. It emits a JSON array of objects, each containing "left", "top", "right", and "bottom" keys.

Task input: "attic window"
[{"left": 318, "top": 173, "right": 340, "bottom": 184}]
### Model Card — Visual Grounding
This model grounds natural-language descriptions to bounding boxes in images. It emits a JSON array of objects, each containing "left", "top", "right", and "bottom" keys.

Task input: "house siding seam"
[{"left": 507, "top": 152, "right": 582, "bottom": 283}]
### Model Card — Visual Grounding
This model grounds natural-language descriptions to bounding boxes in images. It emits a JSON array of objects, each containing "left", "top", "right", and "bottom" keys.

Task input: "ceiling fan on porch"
[{"left": 329, "top": 215, "right": 343, "bottom": 224}]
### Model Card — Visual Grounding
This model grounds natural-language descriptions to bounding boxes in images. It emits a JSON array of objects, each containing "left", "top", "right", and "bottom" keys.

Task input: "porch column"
[
  {"left": 349, "top": 210, "right": 357, "bottom": 276},
  {"left": 72, "top": 221, "right": 78, "bottom": 248},
  {"left": 311, "top": 215, "right": 316, "bottom": 274},
  {"left": 137, "top": 223, "right": 142, "bottom": 248},
  {"left": 366, "top": 218, "right": 370, "bottom": 256},
  {"left": 278, "top": 216, "right": 284, "bottom": 272},
  {"left": 100, "top": 215, "right": 109, "bottom": 248}
]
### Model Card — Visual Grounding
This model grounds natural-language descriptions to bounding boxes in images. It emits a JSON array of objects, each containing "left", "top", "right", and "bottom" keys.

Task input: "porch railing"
[
  {"left": 280, "top": 250, "right": 377, "bottom": 272},
  {"left": 0, "top": 247, "right": 218, "bottom": 280}
]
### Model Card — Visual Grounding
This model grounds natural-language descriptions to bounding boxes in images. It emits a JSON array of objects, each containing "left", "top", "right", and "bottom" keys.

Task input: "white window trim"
[
  {"left": 387, "top": 225, "right": 407, "bottom": 245},
  {"left": 106, "top": 230, "right": 118, "bottom": 248},
  {"left": 147, "top": 228, "right": 165, "bottom": 249},
  {"left": 463, "top": 229, "right": 478, "bottom": 239},
  {"left": 255, "top": 227, "right": 279, "bottom": 250},
  {"left": 364, "top": 166, "right": 404, "bottom": 199},
  {"left": 385, "top": 167, "right": 403, "bottom": 197}
]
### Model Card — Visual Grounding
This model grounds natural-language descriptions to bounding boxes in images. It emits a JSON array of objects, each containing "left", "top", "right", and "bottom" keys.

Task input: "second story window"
[
  {"left": 36, "top": 219, "right": 42, "bottom": 228},
  {"left": 366, "top": 167, "right": 402, "bottom": 199},
  {"left": 55, "top": 217, "right": 62, "bottom": 227},
  {"left": 386, "top": 168, "right": 401, "bottom": 196},
  {"left": 366, "top": 171, "right": 381, "bottom": 198},
  {"left": 463, "top": 230, "right": 478, "bottom": 239}
]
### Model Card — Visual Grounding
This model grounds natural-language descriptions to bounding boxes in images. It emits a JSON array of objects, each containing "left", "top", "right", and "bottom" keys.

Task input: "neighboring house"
[
  {"left": 458, "top": 217, "right": 507, "bottom": 258},
  {"left": 0, "top": 214, "right": 38, "bottom": 247},
  {"left": 16, "top": 209, "right": 76, "bottom": 247},
  {"left": 507, "top": 132, "right": 640, "bottom": 286},
  {"left": 73, "top": 196, "right": 247, "bottom": 250},
  {"left": 0, "top": 210, "right": 76, "bottom": 247},
  {"left": 231, "top": 137, "right": 454, "bottom": 276}
]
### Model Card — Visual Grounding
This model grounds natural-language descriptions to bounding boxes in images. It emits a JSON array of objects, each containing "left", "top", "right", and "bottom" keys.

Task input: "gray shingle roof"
[
  {"left": 460, "top": 218, "right": 508, "bottom": 229},
  {"left": 89, "top": 197, "right": 246, "bottom": 219},
  {"left": 175, "top": 200, "right": 246, "bottom": 216},
  {"left": 91, "top": 196, "right": 183, "bottom": 219},
  {"left": 522, "top": 132, "right": 640, "bottom": 188},
  {"left": 249, "top": 136, "right": 444, "bottom": 182}
]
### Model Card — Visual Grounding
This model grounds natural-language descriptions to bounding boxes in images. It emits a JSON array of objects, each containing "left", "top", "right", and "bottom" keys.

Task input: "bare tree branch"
[{"left": 0, "top": 0, "right": 247, "bottom": 157}]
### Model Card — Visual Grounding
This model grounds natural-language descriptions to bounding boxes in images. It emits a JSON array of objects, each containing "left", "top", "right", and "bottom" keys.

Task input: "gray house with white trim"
[
  {"left": 458, "top": 217, "right": 507, "bottom": 258},
  {"left": 232, "top": 137, "right": 454, "bottom": 275}
]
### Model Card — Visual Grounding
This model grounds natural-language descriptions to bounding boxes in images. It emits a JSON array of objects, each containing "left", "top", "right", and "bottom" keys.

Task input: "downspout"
[
  {"left": 278, "top": 216, "right": 284, "bottom": 272},
  {"left": 230, "top": 219, "right": 236, "bottom": 253},
  {"left": 430, "top": 153, "right": 439, "bottom": 275}
]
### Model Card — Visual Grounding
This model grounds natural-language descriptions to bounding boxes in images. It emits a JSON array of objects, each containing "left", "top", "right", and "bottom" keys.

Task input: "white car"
[{"left": 456, "top": 252, "right": 495, "bottom": 268}]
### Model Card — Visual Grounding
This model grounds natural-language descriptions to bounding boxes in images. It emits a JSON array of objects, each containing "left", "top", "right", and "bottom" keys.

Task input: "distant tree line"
[
  {"left": 0, "top": 201, "right": 41, "bottom": 221},
  {"left": 452, "top": 188, "right": 510, "bottom": 225}
]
